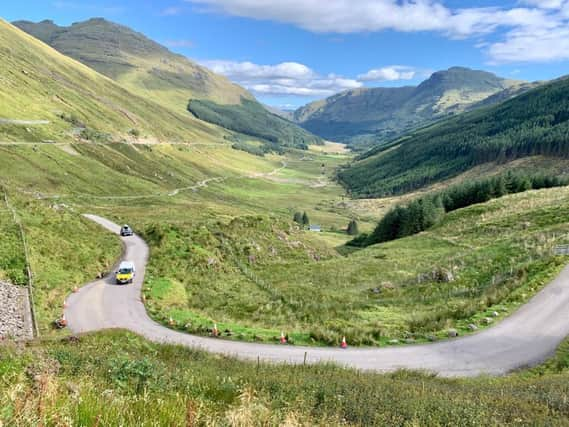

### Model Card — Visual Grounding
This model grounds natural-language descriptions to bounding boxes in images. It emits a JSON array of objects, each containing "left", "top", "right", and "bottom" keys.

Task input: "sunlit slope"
[
  {"left": 13, "top": 18, "right": 252, "bottom": 109},
  {"left": 0, "top": 19, "right": 224, "bottom": 143},
  {"left": 14, "top": 18, "right": 322, "bottom": 149}
]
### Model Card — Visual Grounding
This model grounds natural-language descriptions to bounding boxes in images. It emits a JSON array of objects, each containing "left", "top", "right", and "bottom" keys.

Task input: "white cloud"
[
  {"left": 201, "top": 60, "right": 362, "bottom": 96},
  {"left": 187, "top": 0, "right": 569, "bottom": 63},
  {"left": 358, "top": 66, "right": 417, "bottom": 82},
  {"left": 488, "top": 26, "right": 569, "bottom": 63}
]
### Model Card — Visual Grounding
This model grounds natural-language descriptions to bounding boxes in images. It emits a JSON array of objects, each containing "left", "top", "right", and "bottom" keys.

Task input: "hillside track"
[{"left": 65, "top": 215, "right": 569, "bottom": 377}]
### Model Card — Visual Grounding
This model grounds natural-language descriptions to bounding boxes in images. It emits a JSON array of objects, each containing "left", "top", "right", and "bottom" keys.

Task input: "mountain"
[
  {"left": 294, "top": 67, "right": 527, "bottom": 150},
  {"left": 13, "top": 18, "right": 251, "bottom": 108},
  {"left": 14, "top": 18, "right": 321, "bottom": 149},
  {"left": 0, "top": 19, "right": 222, "bottom": 143},
  {"left": 338, "top": 76, "right": 569, "bottom": 197}
]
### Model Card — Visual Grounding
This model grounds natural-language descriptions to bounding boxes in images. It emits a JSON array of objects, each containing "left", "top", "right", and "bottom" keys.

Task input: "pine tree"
[
  {"left": 293, "top": 212, "right": 303, "bottom": 224},
  {"left": 347, "top": 219, "right": 359, "bottom": 236},
  {"left": 302, "top": 212, "right": 310, "bottom": 226}
]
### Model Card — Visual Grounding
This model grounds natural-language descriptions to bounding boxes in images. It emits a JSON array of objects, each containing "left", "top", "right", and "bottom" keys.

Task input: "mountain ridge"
[
  {"left": 13, "top": 17, "right": 252, "bottom": 108},
  {"left": 338, "top": 75, "right": 569, "bottom": 197},
  {"left": 14, "top": 18, "right": 321, "bottom": 150},
  {"left": 0, "top": 18, "right": 224, "bottom": 143},
  {"left": 294, "top": 67, "right": 531, "bottom": 150}
]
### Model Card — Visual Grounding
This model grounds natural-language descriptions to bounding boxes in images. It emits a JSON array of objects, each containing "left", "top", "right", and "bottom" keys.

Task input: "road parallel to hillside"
[{"left": 65, "top": 215, "right": 569, "bottom": 378}]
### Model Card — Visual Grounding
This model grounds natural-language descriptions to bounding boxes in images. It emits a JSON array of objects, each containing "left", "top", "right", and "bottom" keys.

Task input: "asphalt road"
[{"left": 65, "top": 215, "right": 569, "bottom": 377}]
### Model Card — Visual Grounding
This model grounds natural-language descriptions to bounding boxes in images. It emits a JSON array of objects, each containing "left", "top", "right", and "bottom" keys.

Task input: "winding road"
[{"left": 65, "top": 215, "right": 569, "bottom": 377}]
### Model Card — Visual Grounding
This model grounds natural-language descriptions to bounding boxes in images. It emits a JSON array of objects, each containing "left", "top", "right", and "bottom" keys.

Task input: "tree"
[
  {"left": 302, "top": 212, "right": 310, "bottom": 226},
  {"left": 347, "top": 219, "right": 359, "bottom": 236},
  {"left": 293, "top": 212, "right": 303, "bottom": 224}
]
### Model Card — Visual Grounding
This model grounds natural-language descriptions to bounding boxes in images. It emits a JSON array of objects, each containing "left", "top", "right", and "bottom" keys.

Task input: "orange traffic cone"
[
  {"left": 341, "top": 336, "right": 347, "bottom": 349},
  {"left": 280, "top": 331, "right": 287, "bottom": 344},
  {"left": 212, "top": 323, "right": 219, "bottom": 337}
]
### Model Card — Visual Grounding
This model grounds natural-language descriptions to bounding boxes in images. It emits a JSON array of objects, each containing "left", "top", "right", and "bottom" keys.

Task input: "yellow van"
[{"left": 115, "top": 261, "right": 135, "bottom": 285}]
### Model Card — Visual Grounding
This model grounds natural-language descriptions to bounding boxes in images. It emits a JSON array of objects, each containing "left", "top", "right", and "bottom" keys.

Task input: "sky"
[{"left": 4, "top": 0, "right": 569, "bottom": 109}]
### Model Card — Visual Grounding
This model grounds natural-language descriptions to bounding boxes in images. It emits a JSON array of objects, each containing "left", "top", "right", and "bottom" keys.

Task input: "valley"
[{"left": 2, "top": 11, "right": 569, "bottom": 426}]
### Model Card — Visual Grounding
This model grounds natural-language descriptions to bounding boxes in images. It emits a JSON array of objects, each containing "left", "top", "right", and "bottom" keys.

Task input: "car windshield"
[{"left": 119, "top": 268, "right": 133, "bottom": 274}]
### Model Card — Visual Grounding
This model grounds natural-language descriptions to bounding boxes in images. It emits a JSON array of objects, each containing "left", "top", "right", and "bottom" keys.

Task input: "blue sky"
[{"left": 4, "top": 0, "right": 569, "bottom": 108}]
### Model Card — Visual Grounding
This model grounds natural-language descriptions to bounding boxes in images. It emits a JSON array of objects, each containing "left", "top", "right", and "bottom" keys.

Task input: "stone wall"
[{"left": 0, "top": 280, "right": 33, "bottom": 340}]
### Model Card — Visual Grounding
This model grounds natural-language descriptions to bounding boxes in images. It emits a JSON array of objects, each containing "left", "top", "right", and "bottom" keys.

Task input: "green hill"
[
  {"left": 0, "top": 19, "right": 223, "bottom": 143},
  {"left": 189, "top": 98, "right": 322, "bottom": 150},
  {"left": 339, "top": 76, "right": 569, "bottom": 197},
  {"left": 13, "top": 18, "right": 252, "bottom": 108},
  {"left": 14, "top": 18, "right": 320, "bottom": 150},
  {"left": 294, "top": 67, "right": 527, "bottom": 150}
]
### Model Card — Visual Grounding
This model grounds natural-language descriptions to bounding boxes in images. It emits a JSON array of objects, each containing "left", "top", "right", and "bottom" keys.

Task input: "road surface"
[{"left": 65, "top": 215, "right": 569, "bottom": 377}]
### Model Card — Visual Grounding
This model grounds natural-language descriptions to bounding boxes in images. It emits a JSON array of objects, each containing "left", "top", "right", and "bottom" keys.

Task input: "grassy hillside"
[
  {"left": 0, "top": 19, "right": 224, "bottom": 143},
  {"left": 189, "top": 99, "right": 322, "bottom": 150},
  {"left": 0, "top": 141, "right": 359, "bottom": 333},
  {"left": 1, "top": 135, "right": 569, "bottom": 424},
  {"left": 2, "top": 139, "right": 569, "bottom": 345},
  {"left": 13, "top": 18, "right": 251, "bottom": 108},
  {"left": 339, "top": 76, "right": 569, "bottom": 198},
  {"left": 14, "top": 18, "right": 320, "bottom": 150},
  {"left": 141, "top": 186, "right": 569, "bottom": 345},
  {"left": 2, "top": 330, "right": 569, "bottom": 425},
  {"left": 294, "top": 67, "right": 526, "bottom": 150}
]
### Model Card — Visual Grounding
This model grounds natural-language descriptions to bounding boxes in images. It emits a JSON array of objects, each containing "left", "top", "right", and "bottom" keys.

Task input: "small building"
[{"left": 309, "top": 225, "right": 322, "bottom": 232}]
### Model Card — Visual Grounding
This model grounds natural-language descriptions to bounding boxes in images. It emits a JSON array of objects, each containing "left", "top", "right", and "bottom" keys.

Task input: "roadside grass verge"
[
  {"left": 11, "top": 194, "right": 121, "bottom": 335},
  {"left": 0, "top": 195, "right": 26, "bottom": 285},
  {"left": 1, "top": 330, "right": 569, "bottom": 425}
]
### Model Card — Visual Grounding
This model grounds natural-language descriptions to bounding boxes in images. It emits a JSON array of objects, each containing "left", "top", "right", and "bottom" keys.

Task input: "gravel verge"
[{"left": 0, "top": 280, "right": 33, "bottom": 340}]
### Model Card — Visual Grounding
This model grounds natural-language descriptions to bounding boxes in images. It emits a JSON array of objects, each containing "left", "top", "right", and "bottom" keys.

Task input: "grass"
[
  {"left": 0, "top": 193, "right": 26, "bottom": 285},
  {"left": 2, "top": 140, "right": 569, "bottom": 347},
  {"left": 0, "top": 141, "right": 365, "bottom": 337},
  {"left": 140, "top": 187, "right": 569, "bottom": 346},
  {"left": 13, "top": 194, "right": 121, "bottom": 335},
  {"left": 0, "top": 19, "right": 223, "bottom": 143},
  {"left": 1, "top": 330, "right": 569, "bottom": 425}
]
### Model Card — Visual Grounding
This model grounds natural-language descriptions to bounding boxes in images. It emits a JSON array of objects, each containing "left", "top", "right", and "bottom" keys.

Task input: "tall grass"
[{"left": 1, "top": 331, "right": 569, "bottom": 426}]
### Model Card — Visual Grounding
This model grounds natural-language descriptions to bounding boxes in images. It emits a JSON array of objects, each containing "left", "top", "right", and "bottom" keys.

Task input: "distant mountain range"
[
  {"left": 13, "top": 18, "right": 321, "bottom": 149},
  {"left": 339, "top": 75, "right": 569, "bottom": 197},
  {"left": 293, "top": 67, "right": 540, "bottom": 150}
]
